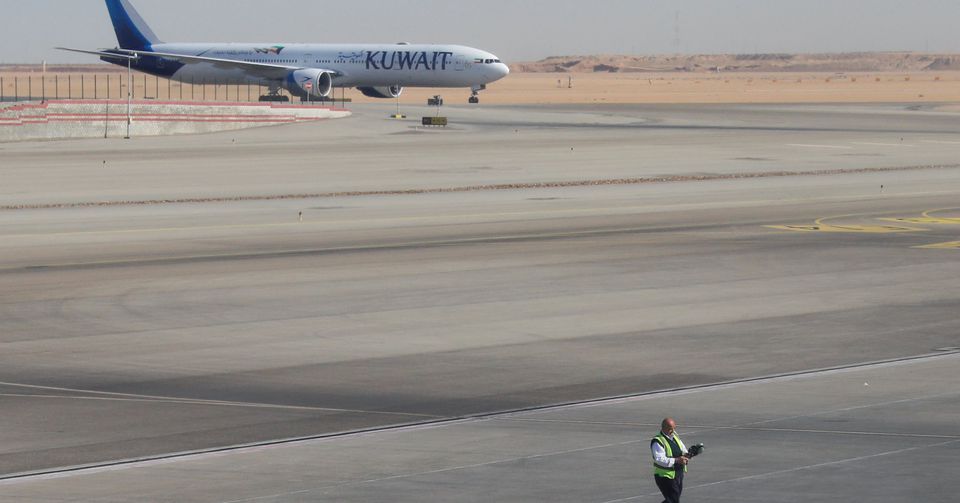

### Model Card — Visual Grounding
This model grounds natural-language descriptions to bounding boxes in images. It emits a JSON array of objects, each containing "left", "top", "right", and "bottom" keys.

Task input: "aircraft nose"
[{"left": 489, "top": 62, "right": 509, "bottom": 81}]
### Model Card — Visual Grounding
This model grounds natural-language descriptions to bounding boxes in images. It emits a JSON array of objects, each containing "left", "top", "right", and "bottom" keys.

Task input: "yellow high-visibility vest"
[{"left": 652, "top": 433, "right": 687, "bottom": 479}]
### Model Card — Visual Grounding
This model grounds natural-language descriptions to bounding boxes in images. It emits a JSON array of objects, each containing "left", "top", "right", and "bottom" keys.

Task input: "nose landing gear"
[{"left": 469, "top": 84, "right": 486, "bottom": 104}]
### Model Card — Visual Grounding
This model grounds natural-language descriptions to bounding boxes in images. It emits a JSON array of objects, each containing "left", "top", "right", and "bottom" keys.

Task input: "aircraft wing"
[
  {"left": 58, "top": 47, "right": 335, "bottom": 81},
  {"left": 56, "top": 47, "right": 140, "bottom": 61}
]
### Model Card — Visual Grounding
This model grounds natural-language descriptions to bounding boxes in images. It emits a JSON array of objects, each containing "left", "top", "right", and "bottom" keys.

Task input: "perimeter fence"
[{"left": 0, "top": 73, "right": 350, "bottom": 104}]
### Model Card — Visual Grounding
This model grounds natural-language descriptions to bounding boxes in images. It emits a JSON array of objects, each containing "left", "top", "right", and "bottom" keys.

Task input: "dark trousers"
[{"left": 654, "top": 469, "right": 684, "bottom": 503}]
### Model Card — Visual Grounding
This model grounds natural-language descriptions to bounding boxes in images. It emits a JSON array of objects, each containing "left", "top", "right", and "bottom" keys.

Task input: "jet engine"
[
  {"left": 287, "top": 69, "right": 333, "bottom": 98},
  {"left": 357, "top": 85, "right": 404, "bottom": 99}
]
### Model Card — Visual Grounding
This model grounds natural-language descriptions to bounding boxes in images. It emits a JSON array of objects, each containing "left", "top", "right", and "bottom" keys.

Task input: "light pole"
[{"left": 126, "top": 53, "right": 138, "bottom": 139}]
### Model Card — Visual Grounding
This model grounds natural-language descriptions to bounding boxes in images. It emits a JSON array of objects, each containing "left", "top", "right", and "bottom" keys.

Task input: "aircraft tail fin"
[{"left": 105, "top": 0, "right": 162, "bottom": 50}]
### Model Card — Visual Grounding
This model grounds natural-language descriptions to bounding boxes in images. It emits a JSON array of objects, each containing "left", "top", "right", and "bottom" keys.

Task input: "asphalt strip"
[
  {"left": 0, "top": 350, "right": 956, "bottom": 484},
  {"left": 1, "top": 164, "right": 955, "bottom": 211}
]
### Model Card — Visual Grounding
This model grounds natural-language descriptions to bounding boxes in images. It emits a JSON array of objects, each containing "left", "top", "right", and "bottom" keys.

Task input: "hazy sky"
[{"left": 2, "top": 0, "right": 959, "bottom": 64}]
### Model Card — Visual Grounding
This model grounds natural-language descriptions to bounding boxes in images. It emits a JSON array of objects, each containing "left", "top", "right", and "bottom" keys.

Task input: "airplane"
[{"left": 59, "top": 0, "right": 510, "bottom": 104}]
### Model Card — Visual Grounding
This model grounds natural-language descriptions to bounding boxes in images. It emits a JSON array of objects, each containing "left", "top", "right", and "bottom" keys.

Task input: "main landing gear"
[
  {"left": 469, "top": 84, "right": 486, "bottom": 104},
  {"left": 258, "top": 86, "right": 289, "bottom": 102}
]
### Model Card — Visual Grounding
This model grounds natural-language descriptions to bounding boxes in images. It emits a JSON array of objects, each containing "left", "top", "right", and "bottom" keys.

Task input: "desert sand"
[{"left": 3, "top": 57, "right": 960, "bottom": 106}]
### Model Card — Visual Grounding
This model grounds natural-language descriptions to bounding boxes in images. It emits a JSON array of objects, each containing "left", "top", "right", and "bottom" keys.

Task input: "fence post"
[{"left": 104, "top": 95, "right": 110, "bottom": 139}]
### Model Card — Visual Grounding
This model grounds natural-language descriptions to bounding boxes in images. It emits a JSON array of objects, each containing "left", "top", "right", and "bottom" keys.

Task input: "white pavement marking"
[
  {"left": 501, "top": 352, "right": 960, "bottom": 417},
  {"left": 500, "top": 419, "right": 960, "bottom": 440},
  {"left": 219, "top": 439, "right": 649, "bottom": 503},
  {"left": 6, "top": 190, "right": 960, "bottom": 249},
  {"left": 0, "top": 381, "right": 437, "bottom": 418},
  {"left": 221, "top": 490, "right": 313, "bottom": 503},
  {"left": 742, "top": 389, "right": 960, "bottom": 427},
  {"left": 2, "top": 354, "right": 956, "bottom": 489},
  {"left": 785, "top": 144, "right": 852, "bottom": 149},
  {"left": 921, "top": 140, "right": 960, "bottom": 145},
  {"left": 600, "top": 438, "right": 960, "bottom": 503},
  {"left": 699, "top": 439, "right": 960, "bottom": 486},
  {"left": 851, "top": 142, "right": 914, "bottom": 147}
]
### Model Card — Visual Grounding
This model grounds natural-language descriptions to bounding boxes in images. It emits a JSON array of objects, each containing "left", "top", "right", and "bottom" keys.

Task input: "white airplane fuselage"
[
  {"left": 152, "top": 43, "right": 509, "bottom": 89},
  {"left": 61, "top": 0, "right": 509, "bottom": 102}
]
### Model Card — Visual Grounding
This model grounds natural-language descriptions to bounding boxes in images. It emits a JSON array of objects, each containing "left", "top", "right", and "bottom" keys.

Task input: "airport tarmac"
[
  {"left": 0, "top": 103, "right": 959, "bottom": 501},
  {"left": 1, "top": 353, "right": 956, "bottom": 502}
]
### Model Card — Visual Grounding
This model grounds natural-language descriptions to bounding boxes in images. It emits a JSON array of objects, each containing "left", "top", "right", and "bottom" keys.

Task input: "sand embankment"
[
  {"left": 5, "top": 53, "right": 960, "bottom": 105},
  {"left": 513, "top": 52, "right": 960, "bottom": 74}
]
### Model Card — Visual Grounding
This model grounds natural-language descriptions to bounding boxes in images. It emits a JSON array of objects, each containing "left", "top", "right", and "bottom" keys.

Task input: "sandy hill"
[{"left": 513, "top": 53, "right": 960, "bottom": 73}]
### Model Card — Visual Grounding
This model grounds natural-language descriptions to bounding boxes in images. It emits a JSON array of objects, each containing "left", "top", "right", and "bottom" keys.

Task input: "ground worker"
[{"left": 651, "top": 417, "right": 690, "bottom": 503}]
